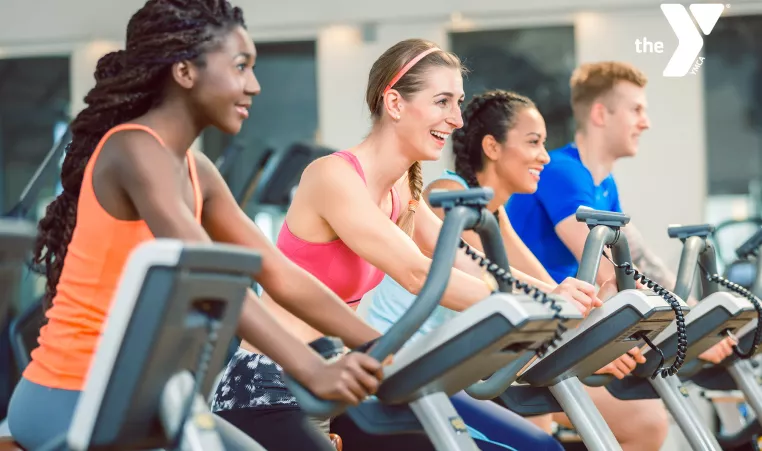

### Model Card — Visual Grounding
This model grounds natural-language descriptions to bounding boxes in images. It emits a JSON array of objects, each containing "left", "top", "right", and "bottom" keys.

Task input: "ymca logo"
[{"left": 635, "top": 4, "right": 726, "bottom": 77}]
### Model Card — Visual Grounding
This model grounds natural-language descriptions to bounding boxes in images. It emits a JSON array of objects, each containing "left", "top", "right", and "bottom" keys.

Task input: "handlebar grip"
[
  {"left": 285, "top": 205, "right": 481, "bottom": 418},
  {"left": 464, "top": 355, "right": 530, "bottom": 400},
  {"left": 283, "top": 374, "right": 347, "bottom": 419},
  {"left": 737, "top": 227, "right": 762, "bottom": 259},
  {"left": 667, "top": 223, "right": 714, "bottom": 239},
  {"left": 575, "top": 206, "right": 631, "bottom": 227},
  {"left": 581, "top": 374, "right": 615, "bottom": 387}
]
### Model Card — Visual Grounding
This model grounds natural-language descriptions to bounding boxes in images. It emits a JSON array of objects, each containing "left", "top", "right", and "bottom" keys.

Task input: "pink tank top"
[{"left": 277, "top": 151, "right": 401, "bottom": 305}]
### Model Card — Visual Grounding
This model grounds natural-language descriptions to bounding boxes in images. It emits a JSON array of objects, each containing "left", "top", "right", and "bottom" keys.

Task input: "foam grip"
[{"left": 580, "top": 374, "right": 615, "bottom": 387}]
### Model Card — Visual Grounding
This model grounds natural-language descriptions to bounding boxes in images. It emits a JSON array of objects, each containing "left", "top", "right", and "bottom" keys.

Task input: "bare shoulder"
[
  {"left": 100, "top": 128, "right": 172, "bottom": 172},
  {"left": 105, "top": 128, "right": 165, "bottom": 155},
  {"left": 191, "top": 149, "right": 217, "bottom": 175},
  {"left": 425, "top": 178, "right": 466, "bottom": 194},
  {"left": 190, "top": 149, "right": 228, "bottom": 202},
  {"left": 422, "top": 178, "right": 465, "bottom": 203},
  {"left": 299, "top": 153, "right": 364, "bottom": 193},
  {"left": 96, "top": 128, "right": 176, "bottom": 188}
]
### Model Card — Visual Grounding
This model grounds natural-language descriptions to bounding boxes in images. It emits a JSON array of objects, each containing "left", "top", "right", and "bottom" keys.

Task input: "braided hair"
[
  {"left": 33, "top": 0, "right": 246, "bottom": 311},
  {"left": 451, "top": 90, "right": 536, "bottom": 188}
]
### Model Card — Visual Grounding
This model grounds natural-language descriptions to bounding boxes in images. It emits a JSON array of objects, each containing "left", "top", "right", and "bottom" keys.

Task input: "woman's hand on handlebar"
[
  {"left": 305, "top": 352, "right": 383, "bottom": 405},
  {"left": 552, "top": 277, "right": 603, "bottom": 317},
  {"left": 698, "top": 336, "right": 735, "bottom": 364},
  {"left": 597, "top": 277, "right": 618, "bottom": 302}
]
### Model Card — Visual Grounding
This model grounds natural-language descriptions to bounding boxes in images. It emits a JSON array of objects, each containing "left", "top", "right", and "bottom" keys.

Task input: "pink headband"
[{"left": 383, "top": 47, "right": 441, "bottom": 95}]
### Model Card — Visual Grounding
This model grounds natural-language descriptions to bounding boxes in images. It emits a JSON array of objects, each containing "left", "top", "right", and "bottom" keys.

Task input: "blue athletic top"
[{"left": 505, "top": 142, "right": 622, "bottom": 283}]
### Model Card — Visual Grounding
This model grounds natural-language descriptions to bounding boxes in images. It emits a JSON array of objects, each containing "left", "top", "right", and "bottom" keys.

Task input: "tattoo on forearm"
[{"left": 622, "top": 226, "right": 677, "bottom": 290}]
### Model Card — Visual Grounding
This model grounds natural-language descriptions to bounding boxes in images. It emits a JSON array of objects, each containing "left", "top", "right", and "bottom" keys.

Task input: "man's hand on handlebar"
[{"left": 593, "top": 347, "right": 646, "bottom": 379}]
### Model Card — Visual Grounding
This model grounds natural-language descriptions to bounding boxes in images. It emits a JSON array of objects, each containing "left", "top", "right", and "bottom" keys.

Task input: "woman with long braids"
[
  {"left": 211, "top": 40, "right": 599, "bottom": 450},
  {"left": 5, "top": 1, "right": 388, "bottom": 449}
]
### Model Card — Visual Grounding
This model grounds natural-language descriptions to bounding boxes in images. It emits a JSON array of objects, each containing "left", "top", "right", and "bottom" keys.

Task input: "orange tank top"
[{"left": 23, "top": 123, "right": 203, "bottom": 391}]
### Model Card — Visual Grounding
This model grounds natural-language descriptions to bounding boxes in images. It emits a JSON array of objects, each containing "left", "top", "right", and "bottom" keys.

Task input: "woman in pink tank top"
[{"left": 214, "top": 38, "right": 603, "bottom": 450}]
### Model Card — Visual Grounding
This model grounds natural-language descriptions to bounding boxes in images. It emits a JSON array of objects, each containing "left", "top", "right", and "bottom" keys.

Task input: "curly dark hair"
[
  {"left": 451, "top": 90, "right": 536, "bottom": 188},
  {"left": 33, "top": 0, "right": 246, "bottom": 310}
]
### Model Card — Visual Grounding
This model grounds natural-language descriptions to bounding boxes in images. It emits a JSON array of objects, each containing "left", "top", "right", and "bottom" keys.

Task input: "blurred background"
[
  {"left": 0, "top": 0, "right": 760, "bottom": 302},
  {"left": 1, "top": 0, "right": 761, "bottom": 374},
  {"left": 1, "top": 0, "right": 762, "bottom": 447}
]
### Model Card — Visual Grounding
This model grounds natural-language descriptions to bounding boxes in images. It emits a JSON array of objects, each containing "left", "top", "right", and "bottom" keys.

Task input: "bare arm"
[
  {"left": 420, "top": 182, "right": 561, "bottom": 293},
  {"left": 194, "top": 151, "right": 379, "bottom": 348},
  {"left": 496, "top": 206, "right": 555, "bottom": 285},
  {"left": 621, "top": 224, "right": 734, "bottom": 362},
  {"left": 622, "top": 224, "right": 677, "bottom": 290},
  {"left": 412, "top": 194, "right": 489, "bottom": 279},
  {"left": 555, "top": 215, "right": 617, "bottom": 286},
  {"left": 416, "top": 180, "right": 599, "bottom": 314},
  {"left": 304, "top": 158, "right": 491, "bottom": 312},
  {"left": 110, "top": 132, "right": 336, "bottom": 384},
  {"left": 419, "top": 180, "right": 553, "bottom": 287},
  {"left": 416, "top": 200, "right": 555, "bottom": 291}
]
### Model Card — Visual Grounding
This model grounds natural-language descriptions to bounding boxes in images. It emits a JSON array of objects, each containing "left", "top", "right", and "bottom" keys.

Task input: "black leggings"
[
  {"left": 219, "top": 403, "right": 562, "bottom": 451},
  {"left": 217, "top": 407, "right": 440, "bottom": 451},
  {"left": 217, "top": 407, "right": 335, "bottom": 451},
  {"left": 330, "top": 412, "right": 440, "bottom": 450}
]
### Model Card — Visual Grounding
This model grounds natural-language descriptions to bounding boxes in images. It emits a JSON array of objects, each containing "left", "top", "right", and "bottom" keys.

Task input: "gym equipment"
[
  {"left": 496, "top": 207, "right": 689, "bottom": 451},
  {"left": 38, "top": 239, "right": 265, "bottom": 451},
  {"left": 736, "top": 227, "right": 762, "bottom": 297},
  {"left": 599, "top": 224, "right": 757, "bottom": 451},
  {"left": 687, "top": 228, "right": 762, "bottom": 448},
  {"left": 241, "top": 142, "right": 334, "bottom": 243},
  {"left": 0, "top": 220, "right": 37, "bottom": 329},
  {"left": 244, "top": 142, "right": 334, "bottom": 209},
  {"left": 0, "top": 129, "right": 69, "bottom": 428},
  {"left": 3, "top": 126, "right": 72, "bottom": 381},
  {"left": 4, "top": 127, "right": 70, "bottom": 220},
  {"left": 710, "top": 217, "right": 762, "bottom": 271},
  {"left": 288, "top": 187, "right": 583, "bottom": 451},
  {"left": 8, "top": 300, "right": 42, "bottom": 371},
  {"left": 213, "top": 143, "right": 245, "bottom": 181}
]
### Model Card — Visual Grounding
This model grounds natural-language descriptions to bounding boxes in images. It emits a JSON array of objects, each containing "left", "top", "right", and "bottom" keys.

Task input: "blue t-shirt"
[{"left": 506, "top": 142, "right": 622, "bottom": 283}]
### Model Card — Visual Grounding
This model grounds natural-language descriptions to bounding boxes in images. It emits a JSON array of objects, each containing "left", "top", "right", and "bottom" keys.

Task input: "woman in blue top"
[{"left": 361, "top": 89, "right": 670, "bottom": 449}]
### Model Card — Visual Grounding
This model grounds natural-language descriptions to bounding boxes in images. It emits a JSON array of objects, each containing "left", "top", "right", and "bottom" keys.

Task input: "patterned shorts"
[{"left": 211, "top": 336, "right": 345, "bottom": 413}]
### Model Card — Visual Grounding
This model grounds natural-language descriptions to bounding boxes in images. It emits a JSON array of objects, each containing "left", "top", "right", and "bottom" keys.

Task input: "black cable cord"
[
  {"left": 638, "top": 331, "right": 666, "bottom": 380},
  {"left": 697, "top": 261, "right": 762, "bottom": 359},
  {"left": 602, "top": 250, "right": 688, "bottom": 378},
  {"left": 458, "top": 239, "right": 568, "bottom": 358}
]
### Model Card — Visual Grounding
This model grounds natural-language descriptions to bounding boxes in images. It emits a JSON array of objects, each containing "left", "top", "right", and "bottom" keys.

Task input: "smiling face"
[
  {"left": 452, "top": 90, "right": 547, "bottom": 195},
  {"left": 570, "top": 62, "right": 649, "bottom": 160},
  {"left": 600, "top": 81, "right": 650, "bottom": 158},
  {"left": 391, "top": 66, "right": 465, "bottom": 161},
  {"left": 185, "top": 25, "right": 261, "bottom": 134},
  {"left": 490, "top": 107, "right": 549, "bottom": 194},
  {"left": 366, "top": 40, "right": 466, "bottom": 163}
]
